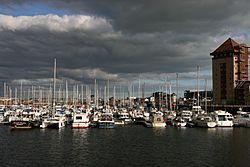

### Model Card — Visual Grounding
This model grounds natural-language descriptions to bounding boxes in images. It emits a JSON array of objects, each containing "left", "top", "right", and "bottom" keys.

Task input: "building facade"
[{"left": 210, "top": 38, "right": 249, "bottom": 104}]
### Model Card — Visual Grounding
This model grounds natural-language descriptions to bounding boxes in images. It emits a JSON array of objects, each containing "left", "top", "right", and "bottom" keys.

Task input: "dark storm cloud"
[
  {"left": 38, "top": 0, "right": 250, "bottom": 33},
  {"left": 0, "top": 18, "right": 211, "bottom": 80},
  {"left": 1, "top": 0, "right": 250, "bottom": 90}
]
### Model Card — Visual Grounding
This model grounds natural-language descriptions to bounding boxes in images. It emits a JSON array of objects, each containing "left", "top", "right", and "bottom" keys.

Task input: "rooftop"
[{"left": 210, "top": 38, "right": 239, "bottom": 55}]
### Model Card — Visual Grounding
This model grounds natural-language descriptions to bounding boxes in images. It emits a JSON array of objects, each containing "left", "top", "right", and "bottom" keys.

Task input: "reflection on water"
[
  {"left": 0, "top": 126, "right": 250, "bottom": 167},
  {"left": 72, "top": 128, "right": 88, "bottom": 138},
  {"left": 152, "top": 127, "right": 167, "bottom": 136}
]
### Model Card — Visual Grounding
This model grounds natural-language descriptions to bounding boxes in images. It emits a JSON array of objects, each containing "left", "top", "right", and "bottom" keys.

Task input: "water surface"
[{"left": 0, "top": 126, "right": 249, "bottom": 167}]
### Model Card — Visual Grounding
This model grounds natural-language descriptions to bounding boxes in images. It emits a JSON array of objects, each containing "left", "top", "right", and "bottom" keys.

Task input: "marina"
[
  {"left": 1, "top": 103, "right": 250, "bottom": 129},
  {"left": 2, "top": 1, "right": 250, "bottom": 166}
]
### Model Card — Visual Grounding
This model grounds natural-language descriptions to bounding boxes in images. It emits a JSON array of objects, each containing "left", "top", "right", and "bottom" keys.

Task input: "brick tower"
[{"left": 210, "top": 38, "right": 249, "bottom": 104}]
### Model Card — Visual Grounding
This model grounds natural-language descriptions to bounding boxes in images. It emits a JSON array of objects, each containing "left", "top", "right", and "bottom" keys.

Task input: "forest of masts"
[
  {"left": 1, "top": 77, "right": 179, "bottom": 109},
  {"left": 2, "top": 62, "right": 205, "bottom": 109}
]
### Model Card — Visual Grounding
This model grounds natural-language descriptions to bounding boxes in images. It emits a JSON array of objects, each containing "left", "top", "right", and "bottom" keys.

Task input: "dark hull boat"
[{"left": 10, "top": 120, "right": 32, "bottom": 129}]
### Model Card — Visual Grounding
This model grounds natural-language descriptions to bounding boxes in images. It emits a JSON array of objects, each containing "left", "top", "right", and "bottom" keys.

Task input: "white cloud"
[{"left": 0, "top": 14, "right": 113, "bottom": 33}]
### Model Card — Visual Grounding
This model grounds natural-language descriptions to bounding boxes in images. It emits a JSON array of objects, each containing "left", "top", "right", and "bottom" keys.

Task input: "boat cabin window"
[
  {"left": 204, "top": 118, "right": 210, "bottom": 121},
  {"left": 243, "top": 114, "right": 250, "bottom": 118},
  {"left": 75, "top": 116, "right": 83, "bottom": 120},
  {"left": 218, "top": 115, "right": 226, "bottom": 121}
]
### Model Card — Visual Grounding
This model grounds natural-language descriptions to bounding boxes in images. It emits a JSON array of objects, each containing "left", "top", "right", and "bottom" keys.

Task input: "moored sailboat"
[{"left": 40, "top": 58, "right": 66, "bottom": 129}]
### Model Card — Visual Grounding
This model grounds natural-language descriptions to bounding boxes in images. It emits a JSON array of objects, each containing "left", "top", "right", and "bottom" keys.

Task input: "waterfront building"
[
  {"left": 210, "top": 38, "right": 249, "bottom": 104},
  {"left": 183, "top": 90, "right": 213, "bottom": 106},
  {"left": 184, "top": 90, "right": 213, "bottom": 100},
  {"left": 150, "top": 92, "right": 176, "bottom": 110}
]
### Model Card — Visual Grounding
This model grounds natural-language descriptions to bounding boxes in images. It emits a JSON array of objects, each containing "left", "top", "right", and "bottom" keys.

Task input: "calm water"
[{"left": 0, "top": 125, "right": 250, "bottom": 167}]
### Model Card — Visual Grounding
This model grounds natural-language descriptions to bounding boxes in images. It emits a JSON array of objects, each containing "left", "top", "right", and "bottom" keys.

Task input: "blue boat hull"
[{"left": 98, "top": 122, "right": 115, "bottom": 129}]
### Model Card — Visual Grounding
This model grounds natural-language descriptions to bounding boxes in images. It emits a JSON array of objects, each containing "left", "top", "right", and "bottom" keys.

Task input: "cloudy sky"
[{"left": 1, "top": 0, "right": 250, "bottom": 97}]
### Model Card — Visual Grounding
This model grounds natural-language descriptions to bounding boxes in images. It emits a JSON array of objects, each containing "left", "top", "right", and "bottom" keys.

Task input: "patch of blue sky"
[
  {"left": 0, "top": 2, "right": 70, "bottom": 16},
  {"left": 0, "top": 5, "right": 9, "bottom": 15}
]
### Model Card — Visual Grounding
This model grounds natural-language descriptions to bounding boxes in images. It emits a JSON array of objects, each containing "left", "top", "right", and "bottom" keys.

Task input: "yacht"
[
  {"left": 212, "top": 110, "right": 234, "bottom": 127},
  {"left": 181, "top": 110, "right": 192, "bottom": 122},
  {"left": 0, "top": 111, "right": 4, "bottom": 123},
  {"left": 40, "top": 111, "right": 66, "bottom": 129},
  {"left": 233, "top": 111, "right": 250, "bottom": 127},
  {"left": 0, "top": 105, "right": 5, "bottom": 112},
  {"left": 172, "top": 116, "right": 187, "bottom": 127},
  {"left": 97, "top": 113, "right": 115, "bottom": 129},
  {"left": 10, "top": 120, "right": 32, "bottom": 129},
  {"left": 40, "top": 116, "right": 66, "bottom": 129},
  {"left": 150, "top": 111, "right": 166, "bottom": 127},
  {"left": 190, "top": 106, "right": 205, "bottom": 120},
  {"left": 165, "top": 111, "right": 176, "bottom": 126},
  {"left": 7, "top": 108, "right": 35, "bottom": 129},
  {"left": 194, "top": 114, "right": 217, "bottom": 128},
  {"left": 117, "top": 111, "right": 132, "bottom": 124},
  {"left": 90, "top": 111, "right": 100, "bottom": 127},
  {"left": 72, "top": 113, "right": 90, "bottom": 128}
]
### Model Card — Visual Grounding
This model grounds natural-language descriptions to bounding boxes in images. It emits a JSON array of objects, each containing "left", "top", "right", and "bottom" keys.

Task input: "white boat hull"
[
  {"left": 196, "top": 121, "right": 217, "bottom": 128},
  {"left": 152, "top": 123, "right": 166, "bottom": 127},
  {"left": 72, "top": 122, "right": 89, "bottom": 128},
  {"left": 216, "top": 121, "right": 233, "bottom": 127},
  {"left": 40, "top": 119, "right": 66, "bottom": 129},
  {"left": 207, "top": 122, "right": 217, "bottom": 128},
  {"left": 173, "top": 122, "right": 187, "bottom": 127}
]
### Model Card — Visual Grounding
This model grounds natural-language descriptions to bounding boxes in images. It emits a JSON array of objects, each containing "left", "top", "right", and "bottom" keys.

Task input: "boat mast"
[
  {"left": 119, "top": 83, "right": 122, "bottom": 107},
  {"left": 159, "top": 84, "right": 161, "bottom": 109},
  {"left": 205, "top": 78, "right": 207, "bottom": 113},
  {"left": 3, "top": 82, "right": 6, "bottom": 98},
  {"left": 107, "top": 79, "right": 110, "bottom": 108},
  {"left": 76, "top": 84, "right": 79, "bottom": 105},
  {"left": 104, "top": 85, "right": 106, "bottom": 108},
  {"left": 58, "top": 85, "right": 61, "bottom": 104},
  {"left": 81, "top": 84, "right": 84, "bottom": 105},
  {"left": 165, "top": 79, "right": 168, "bottom": 111},
  {"left": 123, "top": 87, "right": 125, "bottom": 107},
  {"left": 85, "top": 85, "right": 88, "bottom": 107},
  {"left": 65, "top": 80, "right": 68, "bottom": 105},
  {"left": 197, "top": 65, "right": 200, "bottom": 107},
  {"left": 113, "top": 85, "right": 116, "bottom": 108},
  {"left": 48, "top": 85, "right": 51, "bottom": 106},
  {"left": 9, "top": 86, "right": 12, "bottom": 102},
  {"left": 96, "top": 84, "right": 99, "bottom": 108},
  {"left": 94, "top": 79, "right": 97, "bottom": 109},
  {"left": 138, "top": 77, "right": 141, "bottom": 99},
  {"left": 52, "top": 58, "right": 56, "bottom": 115},
  {"left": 169, "top": 81, "right": 172, "bottom": 111},
  {"left": 176, "top": 73, "right": 179, "bottom": 110},
  {"left": 31, "top": 85, "right": 34, "bottom": 105},
  {"left": 15, "top": 87, "right": 17, "bottom": 105},
  {"left": 142, "top": 82, "right": 145, "bottom": 109},
  {"left": 20, "top": 80, "right": 23, "bottom": 105},
  {"left": 128, "top": 82, "right": 131, "bottom": 108}
]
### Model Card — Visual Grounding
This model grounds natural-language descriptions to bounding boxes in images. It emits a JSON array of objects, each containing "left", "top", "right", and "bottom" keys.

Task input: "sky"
[{"left": 1, "top": 0, "right": 250, "bottom": 98}]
